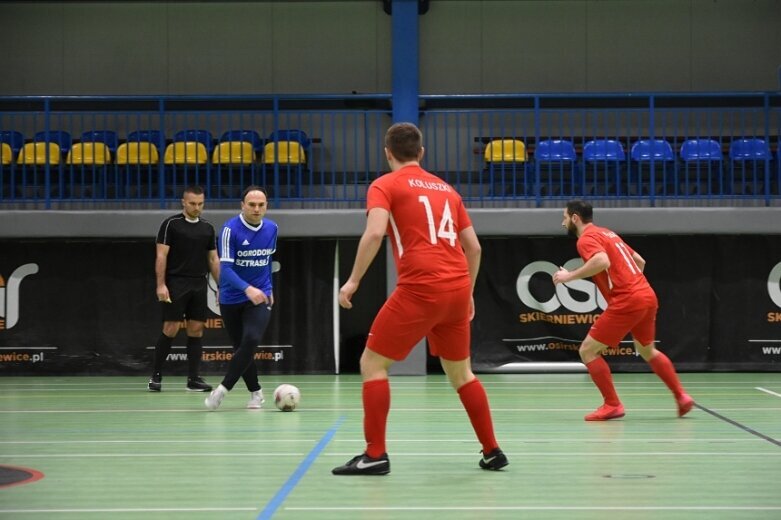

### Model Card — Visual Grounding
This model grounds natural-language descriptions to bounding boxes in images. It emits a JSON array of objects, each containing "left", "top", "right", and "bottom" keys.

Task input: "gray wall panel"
[
  {"left": 1, "top": 3, "right": 66, "bottom": 94},
  {"left": 0, "top": 208, "right": 777, "bottom": 238},
  {"left": 167, "top": 3, "right": 274, "bottom": 94},
  {"left": 62, "top": 3, "right": 168, "bottom": 94},
  {"left": 585, "top": 0, "right": 691, "bottom": 92},
  {"left": 1, "top": 0, "right": 779, "bottom": 95},
  {"left": 691, "top": 0, "right": 781, "bottom": 91}
]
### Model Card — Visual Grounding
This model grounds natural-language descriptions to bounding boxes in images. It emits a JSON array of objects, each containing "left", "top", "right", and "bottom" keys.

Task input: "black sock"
[
  {"left": 152, "top": 333, "right": 174, "bottom": 375},
  {"left": 186, "top": 336, "right": 203, "bottom": 379}
]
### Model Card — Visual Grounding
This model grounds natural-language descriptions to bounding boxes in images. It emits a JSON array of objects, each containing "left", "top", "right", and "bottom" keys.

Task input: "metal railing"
[{"left": 1, "top": 92, "right": 779, "bottom": 209}]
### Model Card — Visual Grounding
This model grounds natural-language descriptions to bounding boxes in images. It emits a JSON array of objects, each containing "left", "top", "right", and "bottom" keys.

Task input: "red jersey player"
[
  {"left": 332, "top": 122, "right": 508, "bottom": 475},
  {"left": 553, "top": 200, "right": 694, "bottom": 421}
]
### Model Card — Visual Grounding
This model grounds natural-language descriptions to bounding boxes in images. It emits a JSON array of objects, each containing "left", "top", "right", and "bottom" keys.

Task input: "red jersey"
[
  {"left": 576, "top": 224, "right": 656, "bottom": 307},
  {"left": 366, "top": 164, "right": 472, "bottom": 289}
]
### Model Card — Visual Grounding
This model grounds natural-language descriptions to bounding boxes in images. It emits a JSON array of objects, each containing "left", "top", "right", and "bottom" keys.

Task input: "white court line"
[
  {"left": 0, "top": 507, "right": 256, "bottom": 514},
  {"left": 286, "top": 506, "right": 781, "bottom": 512},
  {"left": 2, "top": 451, "right": 779, "bottom": 458},
  {"left": 0, "top": 437, "right": 764, "bottom": 445},
  {"left": 756, "top": 387, "right": 781, "bottom": 398},
  {"left": 1, "top": 380, "right": 779, "bottom": 387},
  {"left": 1, "top": 407, "right": 780, "bottom": 413}
]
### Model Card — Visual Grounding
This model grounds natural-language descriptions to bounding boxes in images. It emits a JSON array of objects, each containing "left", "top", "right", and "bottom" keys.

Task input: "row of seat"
[
  {"left": 0, "top": 129, "right": 310, "bottom": 167},
  {"left": 484, "top": 138, "right": 776, "bottom": 164},
  {"left": 0, "top": 129, "right": 311, "bottom": 154}
]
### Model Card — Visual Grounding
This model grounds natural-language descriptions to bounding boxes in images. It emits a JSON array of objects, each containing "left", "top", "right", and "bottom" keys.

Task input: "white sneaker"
[
  {"left": 204, "top": 384, "right": 228, "bottom": 411},
  {"left": 247, "top": 389, "right": 265, "bottom": 409}
]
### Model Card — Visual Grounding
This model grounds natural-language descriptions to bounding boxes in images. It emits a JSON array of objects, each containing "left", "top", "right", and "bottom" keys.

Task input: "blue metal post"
[{"left": 391, "top": 0, "right": 419, "bottom": 125}]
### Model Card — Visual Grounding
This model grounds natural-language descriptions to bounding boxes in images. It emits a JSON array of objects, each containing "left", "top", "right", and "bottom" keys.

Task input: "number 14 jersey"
[{"left": 367, "top": 164, "right": 472, "bottom": 290}]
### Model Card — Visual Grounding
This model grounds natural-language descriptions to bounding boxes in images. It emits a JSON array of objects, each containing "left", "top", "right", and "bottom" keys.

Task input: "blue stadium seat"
[
  {"left": 729, "top": 138, "right": 772, "bottom": 195},
  {"left": 268, "top": 129, "right": 311, "bottom": 150},
  {"left": 127, "top": 130, "right": 165, "bottom": 146},
  {"left": 534, "top": 139, "right": 578, "bottom": 196},
  {"left": 220, "top": 130, "right": 264, "bottom": 152},
  {"left": 679, "top": 139, "right": 723, "bottom": 195},
  {"left": 680, "top": 138, "right": 722, "bottom": 162},
  {"left": 630, "top": 139, "right": 675, "bottom": 162},
  {"left": 33, "top": 130, "right": 72, "bottom": 154},
  {"left": 582, "top": 139, "right": 625, "bottom": 195},
  {"left": 630, "top": 139, "right": 676, "bottom": 195},
  {"left": 174, "top": 129, "right": 215, "bottom": 153},
  {"left": 0, "top": 130, "right": 25, "bottom": 155},
  {"left": 81, "top": 130, "right": 119, "bottom": 152}
]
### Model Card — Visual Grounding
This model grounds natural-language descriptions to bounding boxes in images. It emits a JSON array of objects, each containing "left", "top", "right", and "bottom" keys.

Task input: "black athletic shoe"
[
  {"left": 479, "top": 448, "right": 509, "bottom": 471},
  {"left": 148, "top": 374, "right": 162, "bottom": 392},
  {"left": 186, "top": 376, "right": 212, "bottom": 392},
  {"left": 332, "top": 452, "right": 390, "bottom": 476}
]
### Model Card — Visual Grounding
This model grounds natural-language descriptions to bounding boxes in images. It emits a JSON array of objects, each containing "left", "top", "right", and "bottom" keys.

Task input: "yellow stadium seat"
[
  {"left": 263, "top": 141, "right": 306, "bottom": 165},
  {"left": 1, "top": 143, "right": 12, "bottom": 165},
  {"left": 116, "top": 142, "right": 159, "bottom": 165},
  {"left": 66, "top": 142, "right": 111, "bottom": 165},
  {"left": 18, "top": 142, "right": 61, "bottom": 165},
  {"left": 212, "top": 141, "right": 256, "bottom": 165},
  {"left": 484, "top": 139, "right": 527, "bottom": 162},
  {"left": 163, "top": 142, "right": 208, "bottom": 165}
]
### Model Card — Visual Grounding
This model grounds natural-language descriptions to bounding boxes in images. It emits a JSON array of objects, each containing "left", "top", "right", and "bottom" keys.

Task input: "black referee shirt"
[{"left": 156, "top": 214, "right": 216, "bottom": 278}]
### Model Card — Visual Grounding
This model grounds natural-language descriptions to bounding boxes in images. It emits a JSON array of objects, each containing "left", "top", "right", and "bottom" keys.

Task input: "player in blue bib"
[{"left": 205, "top": 186, "right": 278, "bottom": 411}]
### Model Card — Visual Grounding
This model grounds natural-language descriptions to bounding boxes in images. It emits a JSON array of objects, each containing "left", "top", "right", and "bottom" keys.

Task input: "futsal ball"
[{"left": 273, "top": 384, "right": 301, "bottom": 412}]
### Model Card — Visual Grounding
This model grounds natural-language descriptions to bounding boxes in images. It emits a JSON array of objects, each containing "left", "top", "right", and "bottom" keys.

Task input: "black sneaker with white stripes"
[
  {"left": 479, "top": 448, "right": 509, "bottom": 471},
  {"left": 147, "top": 374, "right": 162, "bottom": 392},
  {"left": 186, "top": 376, "right": 212, "bottom": 392},
  {"left": 332, "top": 452, "right": 390, "bottom": 476}
]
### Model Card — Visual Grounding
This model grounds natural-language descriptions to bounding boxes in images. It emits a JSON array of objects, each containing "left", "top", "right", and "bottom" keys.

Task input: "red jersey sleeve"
[
  {"left": 576, "top": 232, "right": 604, "bottom": 261},
  {"left": 366, "top": 180, "right": 392, "bottom": 213},
  {"left": 456, "top": 198, "right": 472, "bottom": 231}
]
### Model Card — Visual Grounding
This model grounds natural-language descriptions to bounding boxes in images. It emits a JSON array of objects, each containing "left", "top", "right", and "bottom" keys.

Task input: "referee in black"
[{"left": 148, "top": 185, "right": 220, "bottom": 392}]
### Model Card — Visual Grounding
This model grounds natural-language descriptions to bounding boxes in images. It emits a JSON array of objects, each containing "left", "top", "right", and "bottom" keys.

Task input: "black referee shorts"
[{"left": 161, "top": 276, "right": 209, "bottom": 323}]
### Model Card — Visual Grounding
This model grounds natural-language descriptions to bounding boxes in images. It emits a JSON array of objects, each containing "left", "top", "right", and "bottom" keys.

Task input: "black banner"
[
  {"left": 0, "top": 238, "right": 336, "bottom": 375},
  {"left": 472, "top": 235, "right": 781, "bottom": 371},
  {"left": 2, "top": 235, "right": 779, "bottom": 374}
]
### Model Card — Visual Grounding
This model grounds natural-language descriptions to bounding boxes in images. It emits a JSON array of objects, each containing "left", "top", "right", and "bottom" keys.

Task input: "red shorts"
[
  {"left": 366, "top": 283, "right": 472, "bottom": 362},
  {"left": 588, "top": 303, "right": 658, "bottom": 348}
]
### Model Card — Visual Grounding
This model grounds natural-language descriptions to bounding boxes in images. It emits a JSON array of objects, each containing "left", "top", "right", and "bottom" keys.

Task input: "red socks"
[
  {"left": 458, "top": 378, "right": 499, "bottom": 454},
  {"left": 648, "top": 351, "right": 684, "bottom": 398},
  {"left": 363, "top": 379, "right": 390, "bottom": 459},
  {"left": 585, "top": 356, "right": 621, "bottom": 406}
]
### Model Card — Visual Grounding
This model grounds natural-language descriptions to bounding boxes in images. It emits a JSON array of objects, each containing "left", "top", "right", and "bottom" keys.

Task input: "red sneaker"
[
  {"left": 584, "top": 403, "right": 625, "bottom": 421},
  {"left": 677, "top": 393, "right": 694, "bottom": 417}
]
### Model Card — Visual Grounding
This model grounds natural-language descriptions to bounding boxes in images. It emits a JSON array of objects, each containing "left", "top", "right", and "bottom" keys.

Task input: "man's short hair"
[
  {"left": 183, "top": 185, "right": 204, "bottom": 197},
  {"left": 385, "top": 122, "right": 423, "bottom": 162},
  {"left": 242, "top": 185, "right": 267, "bottom": 201},
  {"left": 566, "top": 199, "right": 593, "bottom": 223}
]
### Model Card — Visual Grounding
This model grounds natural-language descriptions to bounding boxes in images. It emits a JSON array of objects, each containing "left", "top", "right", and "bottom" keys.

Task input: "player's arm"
[
  {"left": 339, "top": 207, "right": 388, "bottom": 309},
  {"left": 632, "top": 251, "right": 646, "bottom": 272},
  {"left": 459, "top": 225, "right": 481, "bottom": 321},
  {"left": 553, "top": 251, "right": 610, "bottom": 285},
  {"left": 155, "top": 243, "right": 171, "bottom": 302},
  {"left": 459, "top": 226, "right": 481, "bottom": 291},
  {"left": 207, "top": 249, "right": 220, "bottom": 283}
]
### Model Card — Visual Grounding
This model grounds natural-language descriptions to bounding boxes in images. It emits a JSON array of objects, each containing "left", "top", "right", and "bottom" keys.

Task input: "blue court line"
[{"left": 257, "top": 415, "right": 345, "bottom": 520}]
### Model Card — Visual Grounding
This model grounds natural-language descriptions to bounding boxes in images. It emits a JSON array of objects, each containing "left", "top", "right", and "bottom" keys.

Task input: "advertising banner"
[
  {"left": 0, "top": 238, "right": 336, "bottom": 375},
  {"left": 472, "top": 235, "right": 780, "bottom": 372}
]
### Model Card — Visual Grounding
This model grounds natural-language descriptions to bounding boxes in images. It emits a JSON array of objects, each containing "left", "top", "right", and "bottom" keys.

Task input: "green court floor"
[{"left": 1, "top": 373, "right": 780, "bottom": 519}]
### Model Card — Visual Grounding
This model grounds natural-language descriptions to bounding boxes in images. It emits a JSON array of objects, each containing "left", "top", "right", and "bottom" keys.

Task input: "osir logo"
[
  {"left": 516, "top": 259, "right": 607, "bottom": 312},
  {"left": 768, "top": 261, "right": 781, "bottom": 308},
  {"left": 0, "top": 263, "right": 39, "bottom": 330}
]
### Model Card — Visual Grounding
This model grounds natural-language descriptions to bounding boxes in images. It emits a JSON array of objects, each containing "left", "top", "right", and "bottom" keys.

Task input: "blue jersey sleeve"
[{"left": 218, "top": 222, "right": 250, "bottom": 293}]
